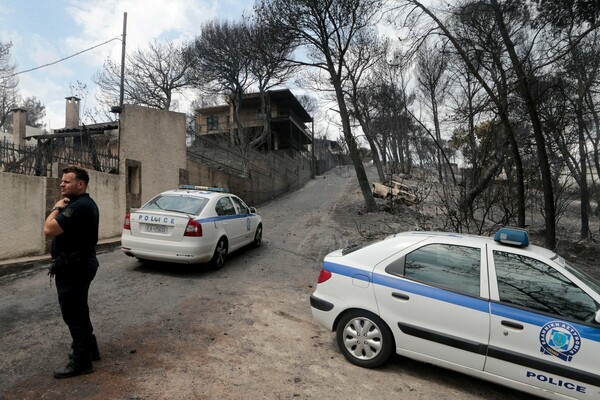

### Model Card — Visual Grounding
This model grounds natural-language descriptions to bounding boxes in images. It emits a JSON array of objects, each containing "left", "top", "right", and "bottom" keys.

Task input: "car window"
[
  {"left": 230, "top": 196, "right": 249, "bottom": 215},
  {"left": 387, "top": 244, "right": 481, "bottom": 297},
  {"left": 493, "top": 251, "right": 598, "bottom": 322},
  {"left": 143, "top": 195, "right": 208, "bottom": 215},
  {"left": 215, "top": 197, "right": 236, "bottom": 216}
]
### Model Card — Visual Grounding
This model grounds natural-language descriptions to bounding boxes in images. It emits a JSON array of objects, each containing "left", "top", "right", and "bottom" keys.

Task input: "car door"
[
  {"left": 485, "top": 245, "right": 600, "bottom": 398},
  {"left": 230, "top": 196, "right": 256, "bottom": 245},
  {"left": 214, "top": 196, "right": 243, "bottom": 248},
  {"left": 373, "top": 238, "right": 490, "bottom": 371}
]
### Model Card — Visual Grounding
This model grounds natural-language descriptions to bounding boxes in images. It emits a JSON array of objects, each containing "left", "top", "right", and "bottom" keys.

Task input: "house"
[{"left": 195, "top": 89, "right": 313, "bottom": 157}]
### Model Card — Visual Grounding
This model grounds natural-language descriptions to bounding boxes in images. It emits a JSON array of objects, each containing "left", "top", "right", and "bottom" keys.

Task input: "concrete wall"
[
  {"left": 185, "top": 153, "right": 312, "bottom": 207},
  {"left": 120, "top": 105, "right": 187, "bottom": 205},
  {"left": 0, "top": 169, "right": 125, "bottom": 261},
  {"left": 0, "top": 173, "right": 47, "bottom": 259},
  {"left": 87, "top": 169, "right": 125, "bottom": 240}
]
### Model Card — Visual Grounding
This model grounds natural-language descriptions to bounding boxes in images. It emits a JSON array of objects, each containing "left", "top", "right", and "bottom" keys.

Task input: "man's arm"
[
  {"left": 43, "top": 199, "right": 69, "bottom": 237},
  {"left": 44, "top": 209, "right": 64, "bottom": 237}
]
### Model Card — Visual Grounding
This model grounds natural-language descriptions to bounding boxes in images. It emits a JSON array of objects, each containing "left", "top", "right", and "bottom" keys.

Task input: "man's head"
[{"left": 60, "top": 165, "right": 89, "bottom": 198}]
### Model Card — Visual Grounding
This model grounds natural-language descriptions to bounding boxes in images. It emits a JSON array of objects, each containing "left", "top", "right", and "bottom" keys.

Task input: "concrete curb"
[{"left": 0, "top": 238, "right": 121, "bottom": 278}]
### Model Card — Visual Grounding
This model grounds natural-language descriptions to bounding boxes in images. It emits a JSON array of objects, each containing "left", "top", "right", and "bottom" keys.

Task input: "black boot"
[
  {"left": 89, "top": 334, "right": 101, "bottom": 361},
  {"left": 53, "top": 361, "right": 94, "bottom": 379},
  {"left": 68, "top": 334, "right": 101, "bottom": 361}
]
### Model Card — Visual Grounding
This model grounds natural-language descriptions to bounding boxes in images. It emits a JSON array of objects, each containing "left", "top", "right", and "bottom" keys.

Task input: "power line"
[{"left": 3, "top": 36, "right": 121, "bottom": 79}]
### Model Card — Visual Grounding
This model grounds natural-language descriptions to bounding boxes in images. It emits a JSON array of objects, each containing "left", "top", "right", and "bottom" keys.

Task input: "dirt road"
[{"left": 0, "top": 166, "right": 529, "bottom": 399}]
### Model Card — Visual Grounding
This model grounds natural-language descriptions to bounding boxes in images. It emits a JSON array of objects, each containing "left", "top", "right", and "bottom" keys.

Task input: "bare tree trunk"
[
  {"left": 576, "top": 90, "right": 590, "bottom": 238},
  {"left": 366, "top": 134, "right": 386, "bottom": 182},
  {"left": 332, "top": 75, "right": 377, "bottom": 211},
  {"left": 490, "top": 0, "right": 556, "bottom": 249}
]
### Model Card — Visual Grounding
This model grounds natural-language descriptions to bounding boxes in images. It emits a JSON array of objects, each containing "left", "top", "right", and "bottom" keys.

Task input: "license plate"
[{"left": 144, "top": 224, "right": 168, "bottom": 234}]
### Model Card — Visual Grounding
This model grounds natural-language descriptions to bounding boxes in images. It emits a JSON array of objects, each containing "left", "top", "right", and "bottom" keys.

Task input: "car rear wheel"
[
  {"left": 336, "top": 310, "right": 394, "bottom": 368},
  {"left": 253, "top": 224, "right": 262, "bottom": 248},
  {"left": 209, "top": 237, "right": 228, "bottom": 269}
]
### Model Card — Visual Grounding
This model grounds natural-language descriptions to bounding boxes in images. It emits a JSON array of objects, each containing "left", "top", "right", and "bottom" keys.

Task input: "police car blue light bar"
[
  {"left": 179, "top": 184, "right": 229, "bottom": 193},
  {"left": 494, "top": 227, "right": 529, "bottom": 247}
]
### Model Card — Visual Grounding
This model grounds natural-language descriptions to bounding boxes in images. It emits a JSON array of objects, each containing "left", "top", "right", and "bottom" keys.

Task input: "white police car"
[
  {"left": 121, "top": 185, "right": 262, "bottom": 269},
  {"left": 310, "top": 228, "right": 600, "bottom": 399}
]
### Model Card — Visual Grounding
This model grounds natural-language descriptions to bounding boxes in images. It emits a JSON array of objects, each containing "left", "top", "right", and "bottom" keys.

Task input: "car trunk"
[{"left": 129, "top": 209, "right": 192, "bottom": 242}]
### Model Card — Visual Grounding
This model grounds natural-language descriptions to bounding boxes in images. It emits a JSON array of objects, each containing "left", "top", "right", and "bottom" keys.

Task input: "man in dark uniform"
[{"left": 44, "top": 165, "right": 100, "bottom": 378}]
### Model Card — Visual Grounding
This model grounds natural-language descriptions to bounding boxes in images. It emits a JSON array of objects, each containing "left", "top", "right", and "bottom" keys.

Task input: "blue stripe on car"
[
  {"left": 322, "top": 261, "right": 600, "bottom": 343},
  {"left": 197, "top": 214, "right": 256, "bottom": 223}
]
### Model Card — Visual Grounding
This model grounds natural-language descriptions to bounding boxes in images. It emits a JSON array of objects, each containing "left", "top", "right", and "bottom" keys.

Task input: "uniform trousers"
[{"left": 55, "top": 257, "right": 98, "bottom": 368}]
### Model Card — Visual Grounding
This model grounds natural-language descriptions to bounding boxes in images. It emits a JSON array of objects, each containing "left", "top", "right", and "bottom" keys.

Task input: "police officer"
[{"left": 44, "top": 165, "right": 100, "bottom": 378}]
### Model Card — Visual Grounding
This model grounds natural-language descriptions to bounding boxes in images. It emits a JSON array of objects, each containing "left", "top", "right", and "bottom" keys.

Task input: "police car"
[
  {"left": 121, "top": 185, "right": 262, "bottom": 269},
  {"left": 310, "top": 228, "right": 600, "bottom": 399}
]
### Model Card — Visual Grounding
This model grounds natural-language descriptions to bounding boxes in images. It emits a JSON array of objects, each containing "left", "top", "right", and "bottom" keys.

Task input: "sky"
[{"left": 0, "top": 0, "right": 254, "bottom": 131}]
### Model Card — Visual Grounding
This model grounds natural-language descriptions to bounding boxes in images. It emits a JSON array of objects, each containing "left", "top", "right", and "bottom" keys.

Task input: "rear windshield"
[{"left": 142, "top": 194, "right": 208, "bottom": 215}]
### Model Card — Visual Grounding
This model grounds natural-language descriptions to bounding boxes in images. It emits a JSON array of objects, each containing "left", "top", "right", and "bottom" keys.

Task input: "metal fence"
[{"left": 0, "top": 136, "right": 119, "bottom": 177}]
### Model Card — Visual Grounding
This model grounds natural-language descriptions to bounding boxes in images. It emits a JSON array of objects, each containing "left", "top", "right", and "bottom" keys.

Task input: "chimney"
[
  {"left": 65, "top": 96, "right": 80, "bottom": 128},
  {"left": 11, "top": 107, "right": 27, "bottom": 147}
]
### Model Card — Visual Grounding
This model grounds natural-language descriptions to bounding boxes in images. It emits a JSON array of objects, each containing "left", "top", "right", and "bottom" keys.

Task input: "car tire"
[
  {"left": 252, "top": 224, "right": 262, "bottom": 248},
  {"left": 209, "top": 237, "right": 228, "bottom": 270},
  {"left": 336, "top": 310, "right": 394, "bottom": 368}
]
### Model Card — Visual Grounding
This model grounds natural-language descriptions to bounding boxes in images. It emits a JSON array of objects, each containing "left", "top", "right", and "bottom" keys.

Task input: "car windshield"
[
  {"left": 564, "top": 261, "right": 600, "bottom": 295},
  {"left": 142, "top": 194, "right": 208, "bottom": 215}
]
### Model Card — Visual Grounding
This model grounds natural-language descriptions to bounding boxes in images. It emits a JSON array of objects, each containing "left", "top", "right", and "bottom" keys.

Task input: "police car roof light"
[
  {"left": 179, "top": 184, "right": 229, "bottom": 193},
  {"left": 494, "top": 227, "right": 529, "bottom": 247}
]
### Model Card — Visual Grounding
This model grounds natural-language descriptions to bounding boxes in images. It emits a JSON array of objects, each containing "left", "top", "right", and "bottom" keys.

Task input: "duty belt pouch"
[{"left": 48, "top": 251, "right": 83, "bottom": 276}]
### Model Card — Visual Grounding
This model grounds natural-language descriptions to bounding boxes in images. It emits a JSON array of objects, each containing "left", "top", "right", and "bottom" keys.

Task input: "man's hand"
[
  {"left": 44, "top": 198, "right": 68, "bottom": 237},
  {"left": 53, "top": 198, "right": 70, "bottom": 211}
]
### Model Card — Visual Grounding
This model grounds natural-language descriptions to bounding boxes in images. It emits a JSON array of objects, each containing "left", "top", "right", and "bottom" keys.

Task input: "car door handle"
[
  {"left": 501, "top": 320, "right": 524, "bottom": 330},
  {"left": 392, "top": 292, "right": 410, "bottom": 301}
]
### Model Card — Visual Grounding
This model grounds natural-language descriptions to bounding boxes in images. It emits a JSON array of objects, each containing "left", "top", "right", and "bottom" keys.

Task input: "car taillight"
[
  {"left": 317, "top": 269, "right": 332, "bottom": 283},
  {"left": 123, "top": 213, "right": 131, "bottom": 230},
  {"left": 184, "top": 219, "right": 203, "bottom": 237}
]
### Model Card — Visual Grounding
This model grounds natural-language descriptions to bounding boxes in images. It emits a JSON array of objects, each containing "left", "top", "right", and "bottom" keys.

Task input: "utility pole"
[{"left": 119, "top": 12, "right": 127, "bottom": 109}]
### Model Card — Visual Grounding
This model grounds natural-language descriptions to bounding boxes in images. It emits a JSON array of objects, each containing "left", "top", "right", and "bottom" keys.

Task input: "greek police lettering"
[
  {"left": 138, "top": 215, "right": 174, "bottom": 224},
  {"left": 526, "top": 371, "right": 586, "bottom": 393},
  {"left": 539, "top": 321, "right": 581, "bottom": 362}
]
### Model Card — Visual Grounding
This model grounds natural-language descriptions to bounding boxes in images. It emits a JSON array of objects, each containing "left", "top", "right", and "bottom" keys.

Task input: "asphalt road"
[{"left": 0, "top": 167, "right": 531, "bottom": 399}]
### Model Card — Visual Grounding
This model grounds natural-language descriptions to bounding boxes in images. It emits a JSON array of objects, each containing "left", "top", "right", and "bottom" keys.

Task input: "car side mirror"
[
  {"left": 595, "top": 310, "right": 600, "bottom": 324},
  {"left": 250, "top": 207, "right": 257, "bottom": 214}
]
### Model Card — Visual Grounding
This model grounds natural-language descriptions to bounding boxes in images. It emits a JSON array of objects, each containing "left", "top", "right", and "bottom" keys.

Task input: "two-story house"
[{"left": 195, "top": 89, "right": 313, "bottom": 158}]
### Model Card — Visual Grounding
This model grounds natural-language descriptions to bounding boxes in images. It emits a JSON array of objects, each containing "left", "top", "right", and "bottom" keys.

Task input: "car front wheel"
[
  {"left": 336, "top": 310, "right": 394, "bottom": 368},
  {"left": 253, "top": 224, "right": 262, "bottom": 248},
  {"left": 209, "top": 237, "right": 228, "bottom": 269}
]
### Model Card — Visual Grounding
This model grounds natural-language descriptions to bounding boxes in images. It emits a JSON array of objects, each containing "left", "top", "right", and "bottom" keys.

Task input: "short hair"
[{"left": 62, "top": 165, "right": 90, "bottom": 185}]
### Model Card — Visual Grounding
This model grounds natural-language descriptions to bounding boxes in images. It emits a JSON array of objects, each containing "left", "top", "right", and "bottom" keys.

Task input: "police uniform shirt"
[{"left": 51, "top": 193, "right": 99, "bottom": 259}]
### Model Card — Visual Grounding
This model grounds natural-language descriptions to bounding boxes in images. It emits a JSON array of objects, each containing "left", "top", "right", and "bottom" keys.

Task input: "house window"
[{"left": 207, "top": 116, "right": 218, "bottom": 131}]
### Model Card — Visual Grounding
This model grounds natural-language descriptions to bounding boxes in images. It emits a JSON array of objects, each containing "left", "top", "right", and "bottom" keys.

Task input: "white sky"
[{"left": 0, "top": 0, "right": 254, "bottom": 130}]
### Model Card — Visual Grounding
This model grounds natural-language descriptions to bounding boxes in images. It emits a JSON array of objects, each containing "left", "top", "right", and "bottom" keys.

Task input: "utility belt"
[{"left": 48, "top": 250, "right": 96, "bottom": 276}]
